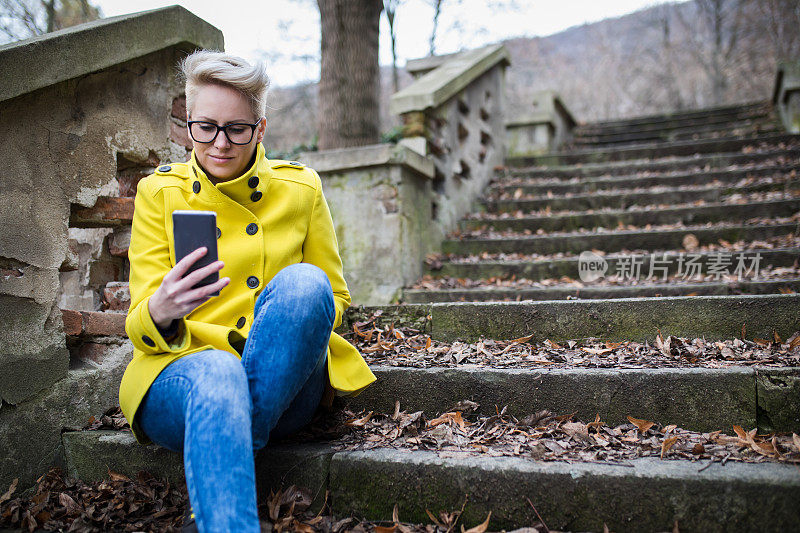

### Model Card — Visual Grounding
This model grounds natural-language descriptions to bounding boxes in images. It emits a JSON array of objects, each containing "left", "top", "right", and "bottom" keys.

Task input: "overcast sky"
[{"left": 95, "top": 0, "right": 673, "bottom": 86}]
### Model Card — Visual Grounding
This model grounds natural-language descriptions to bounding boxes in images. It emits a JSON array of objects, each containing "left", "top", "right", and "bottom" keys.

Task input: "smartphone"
[{"left": 172, "top": 210, "right": 220, "bottom": 296}]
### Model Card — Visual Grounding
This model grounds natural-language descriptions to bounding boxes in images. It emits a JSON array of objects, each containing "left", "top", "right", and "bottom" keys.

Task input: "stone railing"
[
  {"left": 774, "top": 61, "right": 800, "bottom": 134},
  {"left": 506, "top": 90, "right": 576, "bottom": 157},
  {"left": 299, "top": 144, "right": 435, "bottom": 304},
  {"left": 391, "top": 43, "right": 510, "bottom": 234},
  {"left": 0, "top": 6, "right": 222, "bottom": 491}
]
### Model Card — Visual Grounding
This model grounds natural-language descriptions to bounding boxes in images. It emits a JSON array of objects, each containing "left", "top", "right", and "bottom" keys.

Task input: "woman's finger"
[
  {"left": 181, "top": 277, "right": 230, "bottom": 308},
  {"left": 176, "top": 260, "right": 225, "bottom": 291},
  {"left": 169, "top": 247, "right": 208, "bottom": 280}
]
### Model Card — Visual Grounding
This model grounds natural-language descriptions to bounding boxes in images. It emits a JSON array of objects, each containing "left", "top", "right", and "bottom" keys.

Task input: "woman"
[{"left": 118, "top": 50, "right": 376, "bottom": 532}]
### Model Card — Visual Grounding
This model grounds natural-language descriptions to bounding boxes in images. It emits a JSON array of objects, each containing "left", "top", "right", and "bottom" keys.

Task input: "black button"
[
  {"left": 289, "top": 161, "right": 302, "bottom": 166},
  {"left": 236, "top": 316, "right": 246, "bottom": 329},
  {"left": 192, "top": 181, "right": 201, "bottom": 193},
  {"left": 250, "top": 191, "right": 262, "bottom": 202},
  {"left": 248, "top": 176, "right": 259, "bottom": 188},
  {"left": 158, "top": 165, "right": 171, "bottom": 172},
  {"left": 247, "top": 276, "right": 259, "bottom": 289},
  {"left": 142, "top": 335, "right": 155, "bottom": 347},
  {"left": 246, "top": 223, "right": 258, "bottom": 235},
  {"left": 216, "top": 227, "right": 221, "bottom": 239}
]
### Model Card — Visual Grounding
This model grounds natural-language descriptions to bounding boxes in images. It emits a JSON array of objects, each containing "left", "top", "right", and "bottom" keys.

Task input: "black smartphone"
[{"left": 172, "top": 210, "right": 220, "bottom": 296}]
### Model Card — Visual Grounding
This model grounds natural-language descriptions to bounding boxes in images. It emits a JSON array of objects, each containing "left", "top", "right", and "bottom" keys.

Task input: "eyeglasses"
[{"left": 187, "top": 118, "right": 263, "bottom": 145}]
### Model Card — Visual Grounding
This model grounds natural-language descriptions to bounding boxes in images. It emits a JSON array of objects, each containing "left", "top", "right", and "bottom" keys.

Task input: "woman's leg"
[
  {"left": 138, "top": 349, "right": 261, "bottom": 533},
  {"left": 242, "top": 263, "right": 335, "bottom": 450}
]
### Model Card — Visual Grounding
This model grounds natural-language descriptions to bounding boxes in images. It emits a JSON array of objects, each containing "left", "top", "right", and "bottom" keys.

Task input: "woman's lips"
[{"left": 209, "top": 155, "right": 233, "bottom": 163}]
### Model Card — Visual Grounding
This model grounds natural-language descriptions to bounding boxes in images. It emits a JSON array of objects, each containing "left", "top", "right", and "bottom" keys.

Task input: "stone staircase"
[{"left": 60, "top": 101, "right": 800, "bottom": 532}]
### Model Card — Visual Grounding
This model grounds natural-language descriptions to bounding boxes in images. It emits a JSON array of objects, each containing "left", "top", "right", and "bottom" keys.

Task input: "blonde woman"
[{"left": 118, "top": 50, "right": 376, "bottom": 532}]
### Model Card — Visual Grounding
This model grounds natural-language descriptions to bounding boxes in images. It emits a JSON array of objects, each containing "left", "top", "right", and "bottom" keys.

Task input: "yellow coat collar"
[{"left": 189, "top": 143, "right": 274, "bottom": 205}]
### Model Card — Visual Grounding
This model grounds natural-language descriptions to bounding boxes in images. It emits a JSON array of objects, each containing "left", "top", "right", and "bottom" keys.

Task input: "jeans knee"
[
  {"left": 187, "top": 351, "right": 250, "bottom": 416},
  {"left": 273, "top": 264, "right": 333, "bottom": 311}
]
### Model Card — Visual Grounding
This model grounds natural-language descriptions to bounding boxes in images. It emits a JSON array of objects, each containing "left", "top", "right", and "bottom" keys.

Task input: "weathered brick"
[
  {"left": 61, "top": 309, "right": 83, "bottom": 336},
  {"left": 77, "top": 342, "right": 110, "bottom": 365},
  {"left": 103, "top": 282, "right": 131, "bottom": 311},
  {"left": 117, "top": 171, "right": 149, "bottom": 197},
  {"left": 108, "top": 226, "right": 131, "bottom": 257},
  {"left": 82, "top": 311, "right": 127, "bottom": 337},
  {"left": 171, "top": 95, "right": 187, "bottom": 121},
  {"left": 170, "top": 120, "right": 192, "bottom": 149},
  {"left": 70, "top": 197, "right": 134, "bottom": 228},
  {"left": 87, "top": 259, "right": 122, "bottom": 288}
]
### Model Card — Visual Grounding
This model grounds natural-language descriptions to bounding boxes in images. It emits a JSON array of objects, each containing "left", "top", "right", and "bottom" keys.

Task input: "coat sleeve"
[
  {"left": 302, "top": 169, "right": 351, "bottom": 329},
  {"left": 125, "top": 178, "right": 191, "bottom": 354}
]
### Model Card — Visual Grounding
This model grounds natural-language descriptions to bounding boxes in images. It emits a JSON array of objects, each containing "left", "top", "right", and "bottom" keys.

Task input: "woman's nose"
[{"left": 214, "top": 130, "right": 231, "bottom": 148}]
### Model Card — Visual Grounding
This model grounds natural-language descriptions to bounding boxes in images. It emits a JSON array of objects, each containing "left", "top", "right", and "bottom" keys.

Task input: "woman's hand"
[{"left": 148, "top": 247, "right": 230, "bottom": 329}]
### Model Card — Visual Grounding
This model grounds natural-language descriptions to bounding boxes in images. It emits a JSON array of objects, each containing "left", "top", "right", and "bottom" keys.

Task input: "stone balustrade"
[
  {"left": 506, "top": 90, "right": 576, "bottom": 156},
  {"left": 774, "top": 61, "right": 800, "bottom": 134}
]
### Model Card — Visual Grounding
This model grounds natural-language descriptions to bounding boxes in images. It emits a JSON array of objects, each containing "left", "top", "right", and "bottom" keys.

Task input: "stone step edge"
[
  {"left": 575, "top": 101, "right": 768, "bottom": 130},
  {"left": 340, "top": 294, "right": 800, "bottom": 343},
  {"left": 485, "top": 174, "right": 799, "bottom": 199},
  {"left": 498, "top": 163, "right": 800, "bottom": 187},
  {"left": 470, "top": 198, "right": 800, "bottom": 222},
  {"left": 431, "top": 247, "right": 799, "bottom": 270},
  {"left": 348, "top": 366, "right": 800, "bottom": 434},
  {"left": 401, "top": 279, "right": 800, "bottom": 302},
  {"left": 62, "top": 430, "right": 800, "bottom": 532},
  {"left": 444, "top": 222, "right": 798, "bottom": 246},
  {"left": 504, "top": 148, "right": 800, "bottom": 174}
]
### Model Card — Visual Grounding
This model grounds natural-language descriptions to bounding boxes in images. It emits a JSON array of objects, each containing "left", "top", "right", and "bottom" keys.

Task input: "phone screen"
[{"left": 172, "top": 210, "right": 220, "bottom": 295}]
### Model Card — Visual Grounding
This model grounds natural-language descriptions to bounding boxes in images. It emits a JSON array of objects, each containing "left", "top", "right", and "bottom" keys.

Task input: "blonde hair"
[{"left": 180, "top": 50, "right": 270, "bottom": 120}]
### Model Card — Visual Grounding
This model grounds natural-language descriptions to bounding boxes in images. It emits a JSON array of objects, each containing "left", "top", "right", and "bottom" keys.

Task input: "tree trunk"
[{"left": 317, "top": 0, "right": 383, "bottom": 150}]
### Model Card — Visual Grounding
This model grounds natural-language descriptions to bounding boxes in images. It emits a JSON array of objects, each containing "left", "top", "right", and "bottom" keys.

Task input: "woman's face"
[{"left": 188, "top": 83, "right": 266, "bottom": 182}]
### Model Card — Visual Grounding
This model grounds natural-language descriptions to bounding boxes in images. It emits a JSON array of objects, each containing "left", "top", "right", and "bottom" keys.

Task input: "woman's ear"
[{"left": 256, "top": 117, "right": 267, "bottom": 143}]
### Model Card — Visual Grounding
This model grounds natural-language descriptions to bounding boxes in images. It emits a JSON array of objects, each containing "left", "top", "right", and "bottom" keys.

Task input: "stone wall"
[
  {"left": 774, "top": 61, "right": 800, "bottom": 134},
  {"left": 0, "top": 6, "right": 222, "bottom": 491},
  {"left": 506, "top": 91, "right": 576, "bottom": 157}
]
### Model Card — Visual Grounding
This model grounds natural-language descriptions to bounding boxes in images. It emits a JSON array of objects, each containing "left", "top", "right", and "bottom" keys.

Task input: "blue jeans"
[{"left": 137, "top": 263, "right": 335, "bottom": 532}]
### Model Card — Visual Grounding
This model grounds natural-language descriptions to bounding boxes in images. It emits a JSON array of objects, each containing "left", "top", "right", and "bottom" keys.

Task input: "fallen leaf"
[
  {"left": 462, "top": 511, "right": 491, "bottom": 533},
  {"left": 663, "top": 424, "right": 677, "bottom": 434},
  {"left": 345, "top": 411, "right": 373, "bottom": 427},
  {"left": 692, "top": 443, "right": 706, "bottom": 455},
  {"left": 544, "top": 339, "right": 561, "bottom": 349},
  {"left": 374, "top": 526, "right": 396, "bottom": 533},
  {"left": 0, "top": 478, "right": 17, "bottom": 505},
  {"left": 661, "top": 436, "right": 679, "bottom": 458},
  {"left": 627, "top": 416, "right": 655, "bottom": 433}
]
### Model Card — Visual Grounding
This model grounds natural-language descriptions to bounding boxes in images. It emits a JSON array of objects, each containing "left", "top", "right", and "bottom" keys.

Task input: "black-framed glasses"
[{"left": 187, "top": 118, "right": 263, "bottom": 145}]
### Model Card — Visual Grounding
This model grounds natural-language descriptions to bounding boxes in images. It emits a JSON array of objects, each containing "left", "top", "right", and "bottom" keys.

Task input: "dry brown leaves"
[
  {"left": 346, "top": 315, "right": 800, "bottom": 370},
  {"left": 0, "top": 468, "right": 186, "bottom": 532},
  {"left": 300, "top": 401, "right": 800, "bottom": 467},
  {"left": 0, "top": 473, "right": 501, "bottom": 533}
]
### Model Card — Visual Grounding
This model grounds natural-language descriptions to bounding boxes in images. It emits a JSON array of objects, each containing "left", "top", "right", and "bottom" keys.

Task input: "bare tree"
[
  {"left": 0, "top": 0, "right": 100, "bottom": 43},
  {"left": 676, "top": 0, "right": 746, "bottom": 105},
  {"left": 384, "top": 0, "right": 401, "bottom": 93},
  {"left": 317, "top": 0, "right": 383, "bottom": 149}
]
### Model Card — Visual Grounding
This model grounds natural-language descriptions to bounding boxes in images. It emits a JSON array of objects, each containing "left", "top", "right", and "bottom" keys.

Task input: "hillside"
[{"left": 264, "top": 0, "right": 799, "bottom": 154}]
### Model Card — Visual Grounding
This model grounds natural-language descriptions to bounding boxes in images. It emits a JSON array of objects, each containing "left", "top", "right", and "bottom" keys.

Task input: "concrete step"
[
  {"left": 513, "top": 133, "right": 800, "bottom": 166},
  {"left": 572, "top": 118, "right": 779, "bottom": 147},
  {"left": 443, "top": 222, "right": 799, "bottom": 256},
  {"left": 341, "top": 293, "right": 800, "bottom": 343},
  {"left": 427, "top": 248, "right": 800, "bottom": 281},
  {"left": 481, "top": 181, "right": 797, "bottom": 213},
  {"left": 347, "top": 366, "right": 800, "bottom": 433},
  {"left": 464, "top": 199, "right": 800, "bottom": 233},
  {"left": 506, "top": 142, "right": 800, "bottom": 171},
  {"left": 575, "top": 101, "right": 770, "bottom": 134},
  {"left": 402, "top": 278, "right": 800, "bottom": 303},
  {"left": 63, "top": 425, "right": 800, "bottom": 532},
  {"left": 492, "top": 164, "right": 799, "bottom": 196}
]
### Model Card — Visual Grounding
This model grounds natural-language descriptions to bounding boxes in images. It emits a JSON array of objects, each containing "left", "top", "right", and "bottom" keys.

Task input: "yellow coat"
[{"left": 119, "top": 142, "right": 376, "bottom": 443}]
